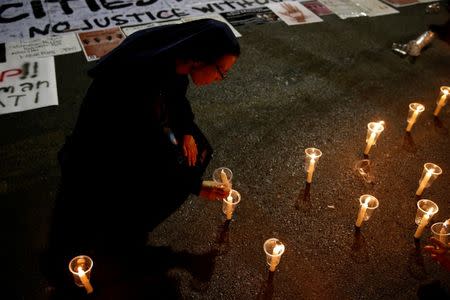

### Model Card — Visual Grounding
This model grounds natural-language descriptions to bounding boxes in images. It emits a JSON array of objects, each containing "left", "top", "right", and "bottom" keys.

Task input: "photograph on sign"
[
  {"left": 267, "top": 1, "right": 323, "bottom": 26},
  {"left": 301, "top": 0, "right": 334, "bottom": 16},
  {"left": 77, "top": 27, "right": 126, "bottom": 61},
  {"left": 221, "top": 7, "right": 280, "bottom": 26}
]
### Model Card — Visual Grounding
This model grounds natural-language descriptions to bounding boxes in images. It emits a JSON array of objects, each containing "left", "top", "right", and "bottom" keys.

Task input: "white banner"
[
  {"left": 0, "top": 57, "right": 58, "bottom": 115},
  {"left": 0, "top": 0, "right": 282, "bottom": 42}
]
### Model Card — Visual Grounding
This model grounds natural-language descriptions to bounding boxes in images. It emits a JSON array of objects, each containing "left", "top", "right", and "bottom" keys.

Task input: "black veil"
[{"left": 88, "top": 19, "right": 240, "bottom": 78}]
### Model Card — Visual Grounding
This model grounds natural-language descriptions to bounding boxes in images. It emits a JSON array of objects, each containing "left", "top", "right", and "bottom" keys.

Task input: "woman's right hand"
[
  {"left": 199, "top": 180, "right": 230, "bottom": 200},
  {"left": 424, "top": 237, "right": 450, "bottom": 271}
]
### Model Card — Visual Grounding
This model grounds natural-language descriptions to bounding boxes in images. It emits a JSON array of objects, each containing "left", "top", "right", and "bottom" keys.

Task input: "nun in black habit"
[{"left": 48, "top": 19, "right": 240, "bottom": 271}]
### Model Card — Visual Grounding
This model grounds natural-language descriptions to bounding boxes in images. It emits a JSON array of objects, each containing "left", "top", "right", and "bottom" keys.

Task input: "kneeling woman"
[{"left": 50, "top": 19, "right": 240, "bottom": 265}]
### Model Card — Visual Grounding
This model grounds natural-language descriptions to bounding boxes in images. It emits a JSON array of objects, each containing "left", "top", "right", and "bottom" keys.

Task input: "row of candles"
[{"left": 68, "top": 87, "right": 450, "bottom": 292}]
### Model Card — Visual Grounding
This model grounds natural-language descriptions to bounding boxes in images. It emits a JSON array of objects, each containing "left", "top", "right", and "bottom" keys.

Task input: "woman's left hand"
[{"left": 183, "top": 134, "right": 198, "bottom": 166}]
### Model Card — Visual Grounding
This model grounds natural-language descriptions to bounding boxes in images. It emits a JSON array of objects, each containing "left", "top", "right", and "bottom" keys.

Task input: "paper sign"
[
  {"left": 0, "top": 57, "right": 58, "bottom": 115},
  {"left": 6, "top": 34, "right": 81, "bottom": 60}
]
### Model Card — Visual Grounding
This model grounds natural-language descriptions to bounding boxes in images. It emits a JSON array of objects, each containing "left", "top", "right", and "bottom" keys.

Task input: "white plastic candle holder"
[
  {"left": 431, "top": 221, "right": 450, "bottom": 245},
  {"left": 68, "top": 255, "right": 94, "bottom": 294},
  {"left": 406, "top": 103, "right": 425, "bottom": 132},
  {"left": 355, "top": 194, "right": 379, "bottom": 228},
  {"left": 263, "top": 238, "right": 285, "bottom": 272},
  {"left": 222, "top": 189, "right": 241, "bottom": 220},
  {"left": 213, "top": 167, "right": 233, "bottom": 189},
  {"left": 433, "top": 86, "right": 450, "bottom": 117},
  {"left": 364, "top": 121, "right": 385, "bottom": 155},
  {"left": 414, "top": 199, "right": 439, "bottom": 239},
  {"left": 304, "top": 148, "right": 322, "bottom": 183},
  {"left": 415, "top": 163, "right": 442, "bottom": 196}
]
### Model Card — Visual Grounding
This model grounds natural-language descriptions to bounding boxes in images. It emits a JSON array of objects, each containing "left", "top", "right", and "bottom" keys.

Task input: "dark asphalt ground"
[{"left": 2, "top": 3, "right": 450, "bottom": 300}]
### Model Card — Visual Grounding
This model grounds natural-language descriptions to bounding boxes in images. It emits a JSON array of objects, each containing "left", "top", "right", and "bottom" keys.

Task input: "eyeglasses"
[{"left": 216, "top": 65, "right": 226, "bottom": 79}]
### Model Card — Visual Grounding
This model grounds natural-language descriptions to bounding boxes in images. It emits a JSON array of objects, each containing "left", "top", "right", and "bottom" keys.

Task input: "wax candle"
[
  {"left": 68, "top": 255, "right": 94, "bottom": 294},
  {"left": 414, "top": 199, "right": 439, "bottom": 239},
  {"left": 416, "top": 169, "right": 433, "bottom": 196},
  {"left": 414, "top": 210, "right": 431, "bottom": 239},
  {"left": 263, "top": 238, "right": 285, "bottom": 272},
  {"left": 269, "top": 243, "right": 285, "bottom": 272},
  {"left": 434, "top": 87, "right": 449, "bottom": 117},
  {"left": 406, "top": 103, "right": 425, "bottom": 132},
  {"left": 354, "top": 195, "right": 379, "bottom": 228},
  {"left": 77, "top": 266, "right": 94, "bottom": 294},
  {"left": 225, "top": 193, "right": 233, "bottom": 220},
  {"left": 364, "top": 121, "right": 384, "bottom": 155},
  {"left": 355, "top": 200, "right": 368, "bottom": 228},
  {"left": 222, "top": 189, "right": 241, "bottom": 220},
  {"left": 439, "top": 219, "right": 450, "bottom": 244},
  {"left": 416, "top": 163, "right": 442, "bottom": 196},
  {"left": 306, "top": 157, "right": 316, "bottom": 183},
  {"left": 220, "top": 169, "right": 230, "bottom": 188},
  {"left": 305, "top": 148, "right": 322, "bottom": 183}
]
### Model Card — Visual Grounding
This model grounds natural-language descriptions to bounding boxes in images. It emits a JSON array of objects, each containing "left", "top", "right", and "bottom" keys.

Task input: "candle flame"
[
  {"left": 424, "top": 207, "right": 434, "bottom": 217},
  {"left": 77, "top": 266, "right": 85, "bottom": 276},
  {"left": 273, "top": 243, "right": 285, "bottom": 255}
]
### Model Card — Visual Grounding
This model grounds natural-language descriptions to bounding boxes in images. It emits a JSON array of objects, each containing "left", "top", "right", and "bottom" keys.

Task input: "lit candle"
[
  {"left": 406, "top": 103, "right": 425, "bottom": 132},
  {"left": 222, "top": 189, "right": 241, "bottom": 220},
  {"left": 68, "top": 255, "right": 94, "bottom": 294},
  {"left": 305, "top": 148, "right": 322, "bottom": 183},
  {"left": 355, "top": 200, "right": 368, "bottom": 228},
  {"left": 414, "top": 199, "right": 439, "bottom": 239},
  {"left": 434, "top": 87, "right": 449, "bottom": 117},
  {"left": 306, "top": 157, "right": 316, "bottom": 183},
  {"left": 414, "top": 209, "right": 432, "bottom": 239},
  {"left": 269, "top": 243, "right": 285, "bottom": 272},
  {"left": 225, "top": 193, "right": 233, "bottom": 220},
  {"left": 220, "top": 169, "right": 230, "bottom": 188},
  {"left": 439, "top": 219, "right": 450, "bottom": 244},
  {"left": 263, "top": 238, "right": 285, "bottom": 273},
  {"left": 364, "top": 121, "right": 385, "bottom": 155},
  {"left": 416, "top": 169, "right": 433, "bottom": 196},
  {"left": 77, "top": 266, "right": 94, "bottom": 294},
  {"left": 415, "top": 163, "right": 442, "bottom": 196},
  {"left": 354, "top": 195, "right": 379, "bottom": 228}
]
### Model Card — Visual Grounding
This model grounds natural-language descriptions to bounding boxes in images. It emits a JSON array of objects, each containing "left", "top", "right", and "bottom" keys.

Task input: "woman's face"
[{"left": 190, "top": 54, "right": 238, "bottom": 86}]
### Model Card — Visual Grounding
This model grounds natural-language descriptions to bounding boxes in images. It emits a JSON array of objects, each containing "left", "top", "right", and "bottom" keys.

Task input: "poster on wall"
[
  {"left": 0, "top": 57, "right": 58, "bottom": 115},
  {"left": 77, "top": 27, "right": 126, "bottom": 61}
]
